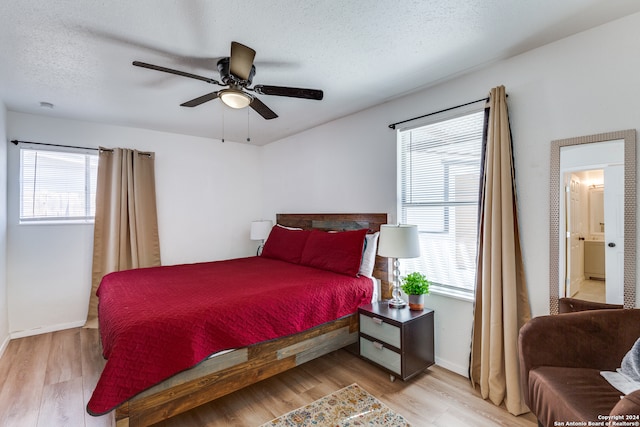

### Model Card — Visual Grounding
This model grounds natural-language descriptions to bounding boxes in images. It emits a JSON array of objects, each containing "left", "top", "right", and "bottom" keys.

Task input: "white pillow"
[
  {"left": 600, "top": 337, "right": 640, "bottom": 395},
  {"left": 275, "top": 224, "right": 303, "bottom": 231},
  {"left": 359, "top": 232, "right": 379, "bottom": 278},
  {"left": 600, "top": 369, "right": 640, "bottom": 395}
]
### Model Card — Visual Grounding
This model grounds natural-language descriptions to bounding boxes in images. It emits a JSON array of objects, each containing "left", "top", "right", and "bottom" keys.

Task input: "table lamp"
[
  {"left": 250, "top": 220, "right": 273, "bottom": 255},
  {"left": 377, "top": 224, "right": 421, "bottom": 308}
]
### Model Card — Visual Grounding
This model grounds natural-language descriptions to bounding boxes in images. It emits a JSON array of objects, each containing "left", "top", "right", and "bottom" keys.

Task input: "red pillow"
[
  {"left": 261, "top": 225, "right": 311, "bottom": 264},
  {"left": 300, "top": 229, "right": 368, "bottom": 276}
]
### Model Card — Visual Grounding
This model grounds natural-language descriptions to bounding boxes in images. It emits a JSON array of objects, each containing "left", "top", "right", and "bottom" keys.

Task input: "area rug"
[{"left": 260, "top": 383, "right": 411, "bottom": 426}]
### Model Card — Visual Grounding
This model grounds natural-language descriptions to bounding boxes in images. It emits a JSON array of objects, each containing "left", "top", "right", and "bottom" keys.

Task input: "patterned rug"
[{"left": 260, "top": 383, "right": 411, "bottom": 426}]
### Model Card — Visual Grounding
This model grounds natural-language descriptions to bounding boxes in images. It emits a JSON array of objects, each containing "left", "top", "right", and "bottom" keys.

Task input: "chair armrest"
[
  {"left": 609, "top": 389, "right": 640, "bottom": 425},
  {"left": 559, "top": 297, "right": 623, "bottom": 313},
  {"left": 518, "top": 309, "right": 640, "bottom": 407}
]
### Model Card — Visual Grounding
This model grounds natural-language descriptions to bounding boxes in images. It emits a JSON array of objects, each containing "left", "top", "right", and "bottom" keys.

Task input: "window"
[
  {"left": 19, "top": 147, "right": 98, "bottom": 223},
  {"left": 398, "top": 109, "right": 484, "bottom": 299}
]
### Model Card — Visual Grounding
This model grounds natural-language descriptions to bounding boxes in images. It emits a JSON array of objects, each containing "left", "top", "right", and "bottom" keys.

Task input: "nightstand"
[{"left": 358, "top": 302, "right": 434, "bottom": 381}]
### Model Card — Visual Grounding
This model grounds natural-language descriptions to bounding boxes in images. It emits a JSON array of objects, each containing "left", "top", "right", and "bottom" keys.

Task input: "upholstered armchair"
[{"left": 518, "top": 307, "right": 640, "bottom": 427}]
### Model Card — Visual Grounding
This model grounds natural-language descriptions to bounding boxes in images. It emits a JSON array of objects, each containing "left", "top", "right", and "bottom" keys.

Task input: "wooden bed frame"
[{"left": 113, "top": 213, "right": 389, "bottom": 426}]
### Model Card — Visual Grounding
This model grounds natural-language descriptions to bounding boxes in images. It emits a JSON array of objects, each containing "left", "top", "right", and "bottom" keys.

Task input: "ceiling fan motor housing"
[{"left": 217, "top": 57, "right": 255, "bottom": 87}]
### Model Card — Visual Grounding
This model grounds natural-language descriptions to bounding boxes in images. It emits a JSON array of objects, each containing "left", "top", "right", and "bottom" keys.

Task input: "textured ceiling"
[{"left": 1, "top": 0, "right": 639, "bottom": 145}]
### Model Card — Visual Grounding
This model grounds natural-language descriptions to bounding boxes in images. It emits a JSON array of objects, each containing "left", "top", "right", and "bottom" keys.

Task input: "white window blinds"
[
  {"left": 398, "top": 110, "right": 484, "bottom": 297},
  {"left": 20, "top": 147, "right": 98, "bottom": 223}
]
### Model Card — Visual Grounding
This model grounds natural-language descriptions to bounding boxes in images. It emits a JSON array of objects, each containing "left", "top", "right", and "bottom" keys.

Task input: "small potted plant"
[{"left": 401, "top": 272, "right": 430, "bottom": 311}]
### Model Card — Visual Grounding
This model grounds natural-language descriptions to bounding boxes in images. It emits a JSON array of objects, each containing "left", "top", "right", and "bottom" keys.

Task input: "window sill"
[
  {"left": 428, "top": 286, "right": 475, "bottom": 303},
  {"left": 19, "top": 219, "right": 95, "bottom": 226}
]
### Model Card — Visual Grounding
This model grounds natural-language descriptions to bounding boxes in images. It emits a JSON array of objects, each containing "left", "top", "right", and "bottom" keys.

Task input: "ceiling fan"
[{"left": 132, "top": 41, "right": 323, "bottom": 120}]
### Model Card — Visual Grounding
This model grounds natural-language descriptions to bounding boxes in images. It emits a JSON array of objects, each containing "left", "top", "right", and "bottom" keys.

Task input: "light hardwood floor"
[{"left": 0, "top": 328, "right": 538, "bottom": 426}]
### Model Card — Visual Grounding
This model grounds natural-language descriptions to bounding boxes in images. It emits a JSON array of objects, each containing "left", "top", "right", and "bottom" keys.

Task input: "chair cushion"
[{"left": 529, "top": 366, "right": 623, "bottom": 426}]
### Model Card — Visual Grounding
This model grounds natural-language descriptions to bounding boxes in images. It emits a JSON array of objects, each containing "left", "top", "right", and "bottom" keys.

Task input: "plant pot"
[{"left": 408, "top": 294, "right": 425, "bottom": 311}]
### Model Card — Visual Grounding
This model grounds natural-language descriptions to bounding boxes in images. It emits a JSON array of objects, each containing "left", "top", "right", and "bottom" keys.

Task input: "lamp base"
[{"left": 388, "top": 298, "right": 407, "bottom": 309}]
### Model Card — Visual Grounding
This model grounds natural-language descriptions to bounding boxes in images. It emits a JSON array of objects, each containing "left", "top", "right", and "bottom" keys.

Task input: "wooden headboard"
[{"left": 277, "top": 213, "right": 392, "bottom": 299}]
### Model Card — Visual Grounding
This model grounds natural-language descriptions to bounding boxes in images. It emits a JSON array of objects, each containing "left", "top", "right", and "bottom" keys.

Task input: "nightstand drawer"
[
  {"left": 360, "top": 337, "right": 401, "bottom": 375},
  {"left": 359, "top": 314, "right": 400, "bottom": 348},
  {"left": 358, "top": 303, "right": 434, "bottom": 381}
]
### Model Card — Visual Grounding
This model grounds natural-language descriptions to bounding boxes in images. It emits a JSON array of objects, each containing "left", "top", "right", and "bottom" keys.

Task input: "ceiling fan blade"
[
  {"left": 250, "top": 96, "right": 278, "bottom": 120},
  {"left": 229, "top": 42, "right": 256, "bottom": 81},
  {"left": 180, "top": 91, "right": 220, "bottom": 107},
  {"left": 253, "top": 85, "right": 323, "bottom": 100},
  {"left": 133, "top": 61, "right": 220, "bottom": 85}
]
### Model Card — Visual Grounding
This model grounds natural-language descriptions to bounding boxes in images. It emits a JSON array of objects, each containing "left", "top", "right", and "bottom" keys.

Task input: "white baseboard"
[
  {"left": 0, "top": 334, "right": 10, "bottom": 359},
  {"left": 10, "top": 320, "right": 86, "bottom": 339},
  {"left": 435, "top": 357, "right": 469, "bottom": 378}
]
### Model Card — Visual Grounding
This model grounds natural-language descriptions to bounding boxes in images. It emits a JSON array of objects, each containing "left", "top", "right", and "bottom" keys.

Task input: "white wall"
[
  {"left": 0, "top": 103, "right": 9, "bottom": 355},
  {"left": 6, "top": 113, "right": 262, "bottom": 336},
  {"left": 263, "top": 12, "right": 640, "bottom": 376},
  {"left": 4, "top": 11, "right": 640, "bottom": 372}
]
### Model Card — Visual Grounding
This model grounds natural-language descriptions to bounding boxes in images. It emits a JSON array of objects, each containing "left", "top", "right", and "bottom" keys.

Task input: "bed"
[{"left": 89, "top": 213, "right": 389, "bottom": 426}]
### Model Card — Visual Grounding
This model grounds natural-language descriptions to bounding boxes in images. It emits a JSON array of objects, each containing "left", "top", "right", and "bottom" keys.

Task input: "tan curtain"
[
  {"left": 85, "top": 148, "right": 161, "bottom": 328},
  {"left": 470, "top": 86, "right": 531, "bottom": 415}
]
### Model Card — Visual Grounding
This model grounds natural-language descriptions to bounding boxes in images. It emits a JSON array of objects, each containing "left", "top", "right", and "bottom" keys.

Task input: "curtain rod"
[
  {"left": 387, "top": 96, "right": 490, "bottom": 130},
  {"left": 11, "top": 139, "right": 152, "bottom": 156},
  {"left": 11, "top": 139, "right": 109, "bottom": 152}
]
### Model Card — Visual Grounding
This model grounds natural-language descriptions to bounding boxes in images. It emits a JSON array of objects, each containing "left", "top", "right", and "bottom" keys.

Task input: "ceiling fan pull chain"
[
  {"left": 221, "top": 107, "right": 225, "bottom": 143},
  {"left": 247, "top": 108, "right": 251, "bottom": 143}
]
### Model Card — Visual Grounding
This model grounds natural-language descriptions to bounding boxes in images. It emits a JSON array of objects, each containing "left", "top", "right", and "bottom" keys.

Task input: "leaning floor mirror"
[{"left": 549, "top": 129, "right": 636, "bottom": 314}]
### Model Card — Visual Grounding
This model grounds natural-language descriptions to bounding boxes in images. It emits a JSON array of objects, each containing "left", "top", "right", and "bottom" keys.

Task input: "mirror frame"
[{"left": 549, "top": 129, "right": 636, "bottom": 314}]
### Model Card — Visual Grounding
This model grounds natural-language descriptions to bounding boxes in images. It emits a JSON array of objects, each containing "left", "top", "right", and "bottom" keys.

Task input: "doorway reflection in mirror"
[{"left": 563, "top": 169, "right": 605, "bottom": 302}]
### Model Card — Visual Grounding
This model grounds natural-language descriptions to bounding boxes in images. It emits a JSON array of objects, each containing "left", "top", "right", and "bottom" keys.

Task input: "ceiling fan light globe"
[{"left": 219, "top": 90, "right": 252, "bottom": 109}]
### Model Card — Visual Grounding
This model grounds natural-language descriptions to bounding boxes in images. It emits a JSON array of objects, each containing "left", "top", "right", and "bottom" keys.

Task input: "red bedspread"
[{"left": 88, "top": 256, "right": 373, "bottom": 415}]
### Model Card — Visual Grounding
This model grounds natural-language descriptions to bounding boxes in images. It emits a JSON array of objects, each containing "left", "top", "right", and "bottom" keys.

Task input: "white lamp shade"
[
  {"left": 250, "top": 220, "right": 273, "bottom": 241},
  {"left": 377, "top": 224, "right": 420, "bottom": 259}
]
